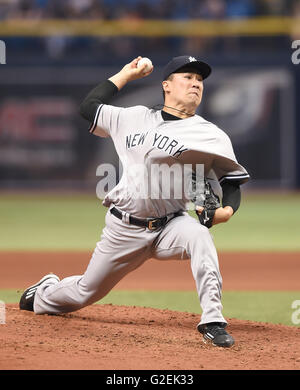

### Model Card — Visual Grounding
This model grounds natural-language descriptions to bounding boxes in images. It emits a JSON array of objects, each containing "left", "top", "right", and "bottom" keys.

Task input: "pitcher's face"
[{"left": 163, "top": 71, "right": 204, "bottom": 109}]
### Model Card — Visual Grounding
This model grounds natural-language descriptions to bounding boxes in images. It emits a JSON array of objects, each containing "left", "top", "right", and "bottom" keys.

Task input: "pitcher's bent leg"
[{"left": 34, "top": 242, "right": 150, "bottom": 315}]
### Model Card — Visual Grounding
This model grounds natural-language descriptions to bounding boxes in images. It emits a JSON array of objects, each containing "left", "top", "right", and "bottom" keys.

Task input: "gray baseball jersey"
[
  {"left": 91, "top": 104, "right": 249, "bottom": 217},
  {"left": 34, "top": 104, "right": 249, "bottom": 328}
]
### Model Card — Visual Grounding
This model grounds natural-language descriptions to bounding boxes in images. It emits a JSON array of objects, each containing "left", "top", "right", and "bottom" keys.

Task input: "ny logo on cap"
[{"left": 189, "top": 56, "right": 197, "bottom": 62}]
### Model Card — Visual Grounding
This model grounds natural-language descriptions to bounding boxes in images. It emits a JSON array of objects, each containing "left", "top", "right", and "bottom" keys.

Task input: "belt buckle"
[{"left": 148, "top": 218, "right": 158, "bottom": 231}]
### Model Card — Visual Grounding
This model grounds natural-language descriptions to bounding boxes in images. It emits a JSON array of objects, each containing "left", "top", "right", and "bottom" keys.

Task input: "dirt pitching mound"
[{"left": 1, "top": 304, "right": 300, "bottom": 370}]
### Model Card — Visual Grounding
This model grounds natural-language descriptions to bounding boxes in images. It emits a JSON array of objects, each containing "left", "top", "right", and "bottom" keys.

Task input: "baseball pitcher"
[{"left": 20, "top": 55, "right": 250, "bottom": 348}]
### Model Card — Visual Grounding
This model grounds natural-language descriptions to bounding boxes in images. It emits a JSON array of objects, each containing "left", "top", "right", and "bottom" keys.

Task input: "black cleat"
[
  {"left": 19, "top": 273, "right": 60, "bottom": 312},
  {"left": 197, "top": 322, "right": 235, "bottom": 348}
]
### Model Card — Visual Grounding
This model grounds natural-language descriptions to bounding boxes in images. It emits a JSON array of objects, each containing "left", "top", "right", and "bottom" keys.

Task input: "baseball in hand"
[{"left": 137, "top": 57, "right": 153, "bottom": 73}]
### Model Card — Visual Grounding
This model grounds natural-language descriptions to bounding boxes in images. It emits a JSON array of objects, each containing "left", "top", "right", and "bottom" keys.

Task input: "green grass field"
[
  {"left": 1, "top": 192, "right": 299, "bottom": 327},
  {"left": 1, "top": 289, "right": 299, "bottom": 327},
  {"left": 0, "top": 192, "right": 300, "bottom": 251}
]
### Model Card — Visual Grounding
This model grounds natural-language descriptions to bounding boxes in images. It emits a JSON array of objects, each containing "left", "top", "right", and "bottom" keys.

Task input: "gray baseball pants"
[{"left": 34, "top": 208, "right": 226, "bottom": 325}]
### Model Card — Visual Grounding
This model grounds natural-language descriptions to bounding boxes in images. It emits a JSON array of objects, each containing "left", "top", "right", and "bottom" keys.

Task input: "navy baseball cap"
[{"left": 162, "top": 55, "right": 211, "bottom": 81}]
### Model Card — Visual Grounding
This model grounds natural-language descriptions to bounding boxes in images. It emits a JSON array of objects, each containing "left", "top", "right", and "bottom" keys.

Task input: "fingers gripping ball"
[{"left": 137, "top": 57, "right": 153, "bottom": 74}]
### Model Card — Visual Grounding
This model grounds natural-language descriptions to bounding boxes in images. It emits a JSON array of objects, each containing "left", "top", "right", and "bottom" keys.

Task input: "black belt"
[{"left": 110, "top": 207, "right": 181, "bottom": 231}]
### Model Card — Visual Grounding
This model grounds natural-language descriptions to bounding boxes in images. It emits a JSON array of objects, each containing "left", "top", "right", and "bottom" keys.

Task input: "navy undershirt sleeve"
[
  {"left": 221, "top": 181, "right": 241, "bottom": 213},
  {"left": 79, "top": 80, "right": 119, "bottom": 123}
]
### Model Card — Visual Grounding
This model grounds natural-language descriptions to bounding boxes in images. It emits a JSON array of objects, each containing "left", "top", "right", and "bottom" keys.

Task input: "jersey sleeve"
[
  {"left": 212, "top": 157, "right": 250, "bottom": 185},
  {"left": 88, "top": 104, "right": 151, "bottom": 140},
  {"left": 88, "top": 103, "right": 124, "bottom": 138},
  {"left": 211, "top": 131, "right": 250, "bottom": 185}
]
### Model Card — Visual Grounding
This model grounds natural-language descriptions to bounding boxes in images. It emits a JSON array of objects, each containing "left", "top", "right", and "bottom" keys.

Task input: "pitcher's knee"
[
  {"left": 183, "top": 224, "right": 215, "bottom": 257},
  {"left": 77, "top": 280, "right": 109, "bottom": 307},
  {"left": 183, "top": 221, "right": 211, "bottom": 242}
]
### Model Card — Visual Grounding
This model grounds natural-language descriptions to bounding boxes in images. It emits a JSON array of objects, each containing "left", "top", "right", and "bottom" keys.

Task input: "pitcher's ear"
[{"left": 162, "top": 80, "right": 169, "bottom": 93}]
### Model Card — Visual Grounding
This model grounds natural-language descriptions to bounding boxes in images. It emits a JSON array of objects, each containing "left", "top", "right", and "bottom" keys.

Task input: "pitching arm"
[
  {"left": 79, "top": 80, "right": 118, "bottom": 123},
  {"left": 79, "top": 56, "right": 153, "bottom": 123}
]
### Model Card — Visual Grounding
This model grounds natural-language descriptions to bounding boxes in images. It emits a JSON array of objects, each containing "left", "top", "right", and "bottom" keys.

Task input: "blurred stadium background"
[{"left": 0, "top": 0, "right": 300, "bottom": 192}]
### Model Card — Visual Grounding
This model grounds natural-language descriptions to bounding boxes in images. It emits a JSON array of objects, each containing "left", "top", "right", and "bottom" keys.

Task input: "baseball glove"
[{"left": 191, "top": 174, "right": 221, "bottom": 229}]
